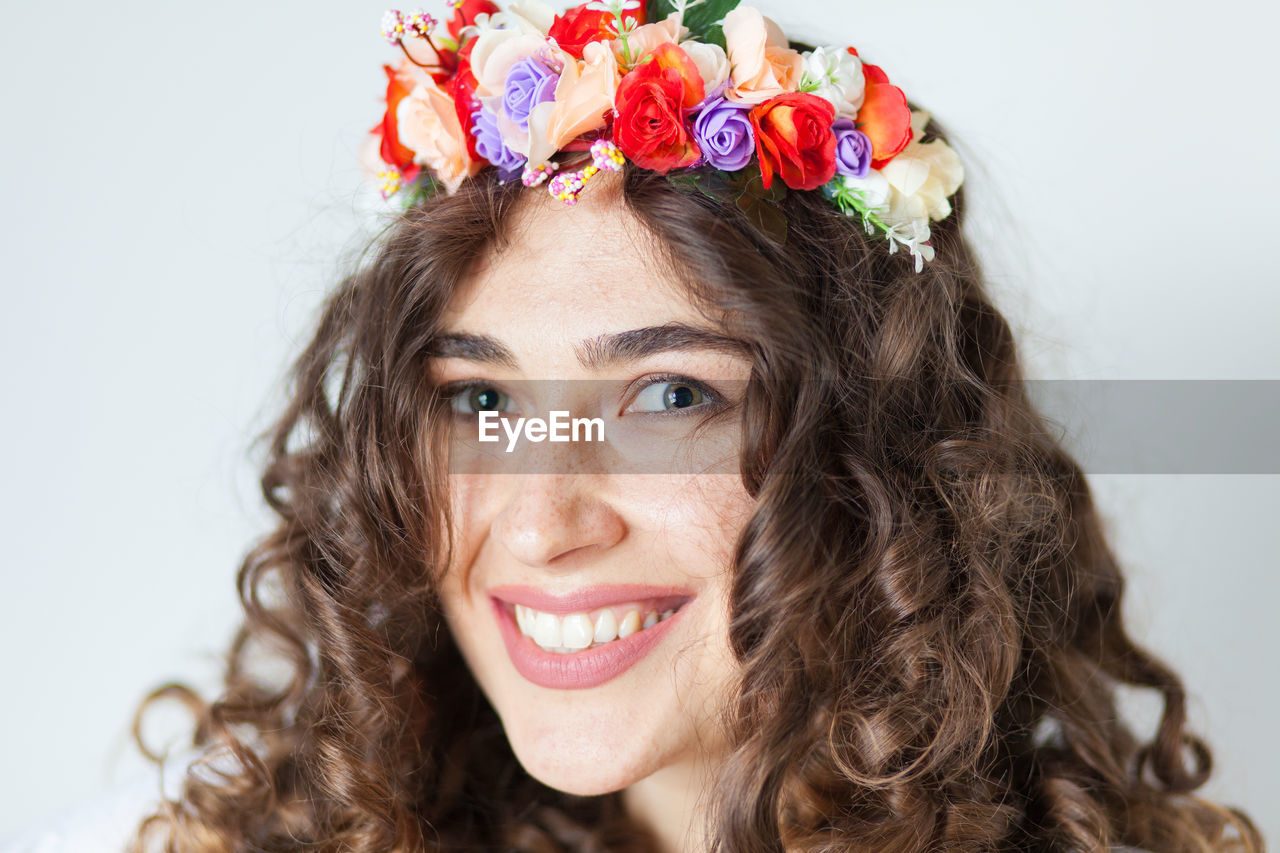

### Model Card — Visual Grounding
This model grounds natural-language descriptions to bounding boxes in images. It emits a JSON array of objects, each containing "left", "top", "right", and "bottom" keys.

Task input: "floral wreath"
[{"left": 367, "top": 0, "right": 964, "bottom": 270}]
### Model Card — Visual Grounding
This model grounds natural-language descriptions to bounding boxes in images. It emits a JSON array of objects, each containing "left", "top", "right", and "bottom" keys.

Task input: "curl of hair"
[{"left": 127, "top": 114, "right": 1264, "bottom": 852}]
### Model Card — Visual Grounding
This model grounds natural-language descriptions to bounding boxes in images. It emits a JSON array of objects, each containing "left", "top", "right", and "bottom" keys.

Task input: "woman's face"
[{"left": 429, "top": 176, "right": 756, "bottom": 798}]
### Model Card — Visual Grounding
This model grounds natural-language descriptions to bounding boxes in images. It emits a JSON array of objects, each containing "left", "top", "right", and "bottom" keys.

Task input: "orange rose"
[
  {"left": 377, "top": 62, "right": 419, "bottom": 171},
  {"left": 856, "top": 62, "right": 912, "bottom": 168},
  {"left": 749, "top": 92, "right": 836, "bottom": 191}
]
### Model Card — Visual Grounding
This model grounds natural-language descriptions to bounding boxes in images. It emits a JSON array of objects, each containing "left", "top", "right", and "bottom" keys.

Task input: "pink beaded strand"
[{"left": 546, "top": 139, "right": 626, "bottom": 205}]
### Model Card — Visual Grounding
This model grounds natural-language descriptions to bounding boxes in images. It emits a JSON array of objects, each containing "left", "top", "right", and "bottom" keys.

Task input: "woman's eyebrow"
[{"left": 427, "top": 323, "right": 750, "bottom": 371}]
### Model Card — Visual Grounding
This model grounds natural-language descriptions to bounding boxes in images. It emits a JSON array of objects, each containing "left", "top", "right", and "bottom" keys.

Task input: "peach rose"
[
  {"left": 722, "top": 5, "right": 802, "bottom": 105},
  {"left": 527, "top": 40, "right": 620, "bottom": 166},
  {"left": 396, "top": 79, "right": 482, "bottom": 193},
  {"left": 611, "top": 11, "right": 688, "bottom": 69}
]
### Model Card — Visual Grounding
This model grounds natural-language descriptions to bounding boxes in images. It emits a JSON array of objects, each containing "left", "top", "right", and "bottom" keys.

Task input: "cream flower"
[
  {"left": 721, "top": 5, "right": 803, "bottom": 105},
  {"left": 879, "top": 110, "right": 964, "bottom": 223},
  {"left": 396, "top": 79, "right": 482, "bottom": 193},
  {"left": 800, "top": 45, "right": 865, "bottom": 118},
  {"left": 827, "top": 113, "right": 962, "bottom": 271}
]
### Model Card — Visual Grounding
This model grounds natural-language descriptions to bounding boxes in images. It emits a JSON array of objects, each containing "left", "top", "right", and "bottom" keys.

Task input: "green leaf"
[
  {"left": 682, "top": 0, "right": 740, "bottom": 41},
  {"left": 666, "top": 164, "right": 789, "bottom": 244},
  {"left": 645, "top": 0, "right": 678, "bottom": 25},
  {"left": 666, "top": 172, "right": 716, "bottom": 201},
  {"left": 700, "top": 22, "right": 726, "bottom": 49}
]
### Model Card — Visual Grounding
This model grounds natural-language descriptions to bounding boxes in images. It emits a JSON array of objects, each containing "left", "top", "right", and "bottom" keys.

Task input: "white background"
[{"left": 2, "top": 0, "right": 1276, "bottom": 845}]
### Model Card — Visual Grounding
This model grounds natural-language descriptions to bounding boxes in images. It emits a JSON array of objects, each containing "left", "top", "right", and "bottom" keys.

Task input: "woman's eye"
[
  {"left": 442, "top": 376, "right": 722, "bottom": 418},
  {"left": 628, "top": 377, "right": 719, "bottom": 415},
  {"left": 446, "top": 383, "right": 514, "bottom": 416}
]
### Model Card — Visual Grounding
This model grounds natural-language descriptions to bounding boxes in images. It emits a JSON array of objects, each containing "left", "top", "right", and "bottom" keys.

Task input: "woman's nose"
[{"left": 489, "top": 473, "right": 627, "bottom": 569}]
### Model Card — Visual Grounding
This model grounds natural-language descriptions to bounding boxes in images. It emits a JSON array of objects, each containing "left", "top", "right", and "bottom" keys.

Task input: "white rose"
[
  {"left": 502, "top": 0, "right": 557, "bottom": 34},
  {"left": 800, "top": 45, "right": 865, "bottom": 119},
  {"left": 836, "top": 170, "right": 891, "bottom": 214},
  {"left": 681, "top": 40, "right": 730, "bottom": 99}
]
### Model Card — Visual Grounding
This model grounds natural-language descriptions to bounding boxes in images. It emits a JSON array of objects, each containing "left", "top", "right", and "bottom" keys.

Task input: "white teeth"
[
  {"left": 594, "top": 609, "right": 619, "bottom": 643},
  {"left": 514, "top": 601, "right": 684, "bottom": 652},
  {"left": 560, "top": 613, "right": 594, "bottom": 650},
  {"left": 532, "top": 611, "right": 562, "bottom": 648},
  {"left": 617, "top": 610, "right": 641, "bottom": 639}
]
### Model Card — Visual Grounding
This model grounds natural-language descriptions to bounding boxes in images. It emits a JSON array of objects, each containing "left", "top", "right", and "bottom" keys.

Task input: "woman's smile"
[
  {"left": 490, "top": 586, "right": 695, "bottom": 689},
  {"left": 492, "top": 582, "right": 694, "bottom": 651}
]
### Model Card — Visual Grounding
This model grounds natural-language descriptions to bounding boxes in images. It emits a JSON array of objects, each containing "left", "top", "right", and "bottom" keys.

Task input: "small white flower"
[
  {"left": 586, "top": 0, "right": 641, "bottom": 12},
  {"left": 799, "top": 45, "right": 865, "bottom": 118},
  {"left": 380, "top": 10, "right": 406, "bottom": 45},
  {"left": 882, "top": 219, "right": 935, "bottom": 272},
  {"left": 457, "top": 11, "right": 500, "bottom": 42}
]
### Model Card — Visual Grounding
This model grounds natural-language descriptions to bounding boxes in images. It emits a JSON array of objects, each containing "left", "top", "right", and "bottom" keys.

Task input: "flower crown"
[{"left": 368, "top": 0, "right": 963, "bottom": 270}]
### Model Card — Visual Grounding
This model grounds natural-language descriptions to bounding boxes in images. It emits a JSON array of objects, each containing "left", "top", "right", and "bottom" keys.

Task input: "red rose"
[
  {"left": 548, "top": 3, "right": 645, "bottom": 59},
  {"left": 450, "top": 38, "right": 483, "bottom": 162},
  {"left": 855, "top": 63, "right": 912, "bottom": 168},
  {"left": 613, "top": 44, "right": 704, "bottom": 172},
  {"left": 447, "top": 0, "right": 500, "bottom": 40},
  {"left": 749, "top": 92, "right": 837, "bottom": 191}
]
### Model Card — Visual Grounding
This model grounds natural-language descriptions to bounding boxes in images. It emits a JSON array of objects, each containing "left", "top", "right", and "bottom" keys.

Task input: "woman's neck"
[{"left": 622, "top": 751, "right": 720, "bottom": 853}]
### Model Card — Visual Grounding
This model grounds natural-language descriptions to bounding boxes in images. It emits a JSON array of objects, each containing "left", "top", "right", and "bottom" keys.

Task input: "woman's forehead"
[
  {"left": 445, "top": 217, "right": 693, "bottom": 334},
  {"left": 489, "top": 172, "right": 657, "bottom": 271}
]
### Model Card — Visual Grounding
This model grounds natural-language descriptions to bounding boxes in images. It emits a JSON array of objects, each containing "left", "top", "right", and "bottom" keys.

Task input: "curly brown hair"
[{"left": 126, "top": 117, "right": 1264, "bottom": 852}]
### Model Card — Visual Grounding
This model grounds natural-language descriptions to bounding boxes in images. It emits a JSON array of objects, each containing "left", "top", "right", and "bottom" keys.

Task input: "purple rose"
[
  {"left": 832, "top": 118, "right": 872, "bottom": 178},
  {"left": 691, "top": 97, "right": 755, "bottom": 171},
  {"left": 502, "top": 57, "right": 557, "bottom": 130},
  {"left": 471, "top": 105, "right": 525, "bottom": 177}
]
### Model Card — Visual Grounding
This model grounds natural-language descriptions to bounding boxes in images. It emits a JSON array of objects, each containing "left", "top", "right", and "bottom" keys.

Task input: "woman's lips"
[
  {"left": 488, "top": 583, "right": 694, "bottom": 614},
  {"left": 489, "top": 588, "right": 691, "bottom": 690}
]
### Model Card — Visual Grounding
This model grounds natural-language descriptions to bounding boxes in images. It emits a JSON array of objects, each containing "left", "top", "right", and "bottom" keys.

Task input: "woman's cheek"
[{"left": 646, "top": 474, "right": 755, "bottom": 569}]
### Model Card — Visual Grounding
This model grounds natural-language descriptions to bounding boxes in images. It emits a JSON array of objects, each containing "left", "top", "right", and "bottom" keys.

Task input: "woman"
[{"left": 123, "top": 1, "right": 1264, "bottom": 851}]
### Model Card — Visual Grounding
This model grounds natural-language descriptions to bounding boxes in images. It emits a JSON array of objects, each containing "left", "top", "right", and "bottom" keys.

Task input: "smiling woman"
[
  {"left": 116, "top": 159, "right": 1262, "bottom": 851},
  {"left": 425, "top": 177, "right": 756, "bottom": 840},
  {"left": 104, "top": 1, "right": 1267, "bottom": 852}
]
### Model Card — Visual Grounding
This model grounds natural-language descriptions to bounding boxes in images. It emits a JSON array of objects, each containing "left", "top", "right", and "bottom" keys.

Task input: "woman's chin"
[{"left": 507, "top": 729, "right": 664, "bottom": 796}]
